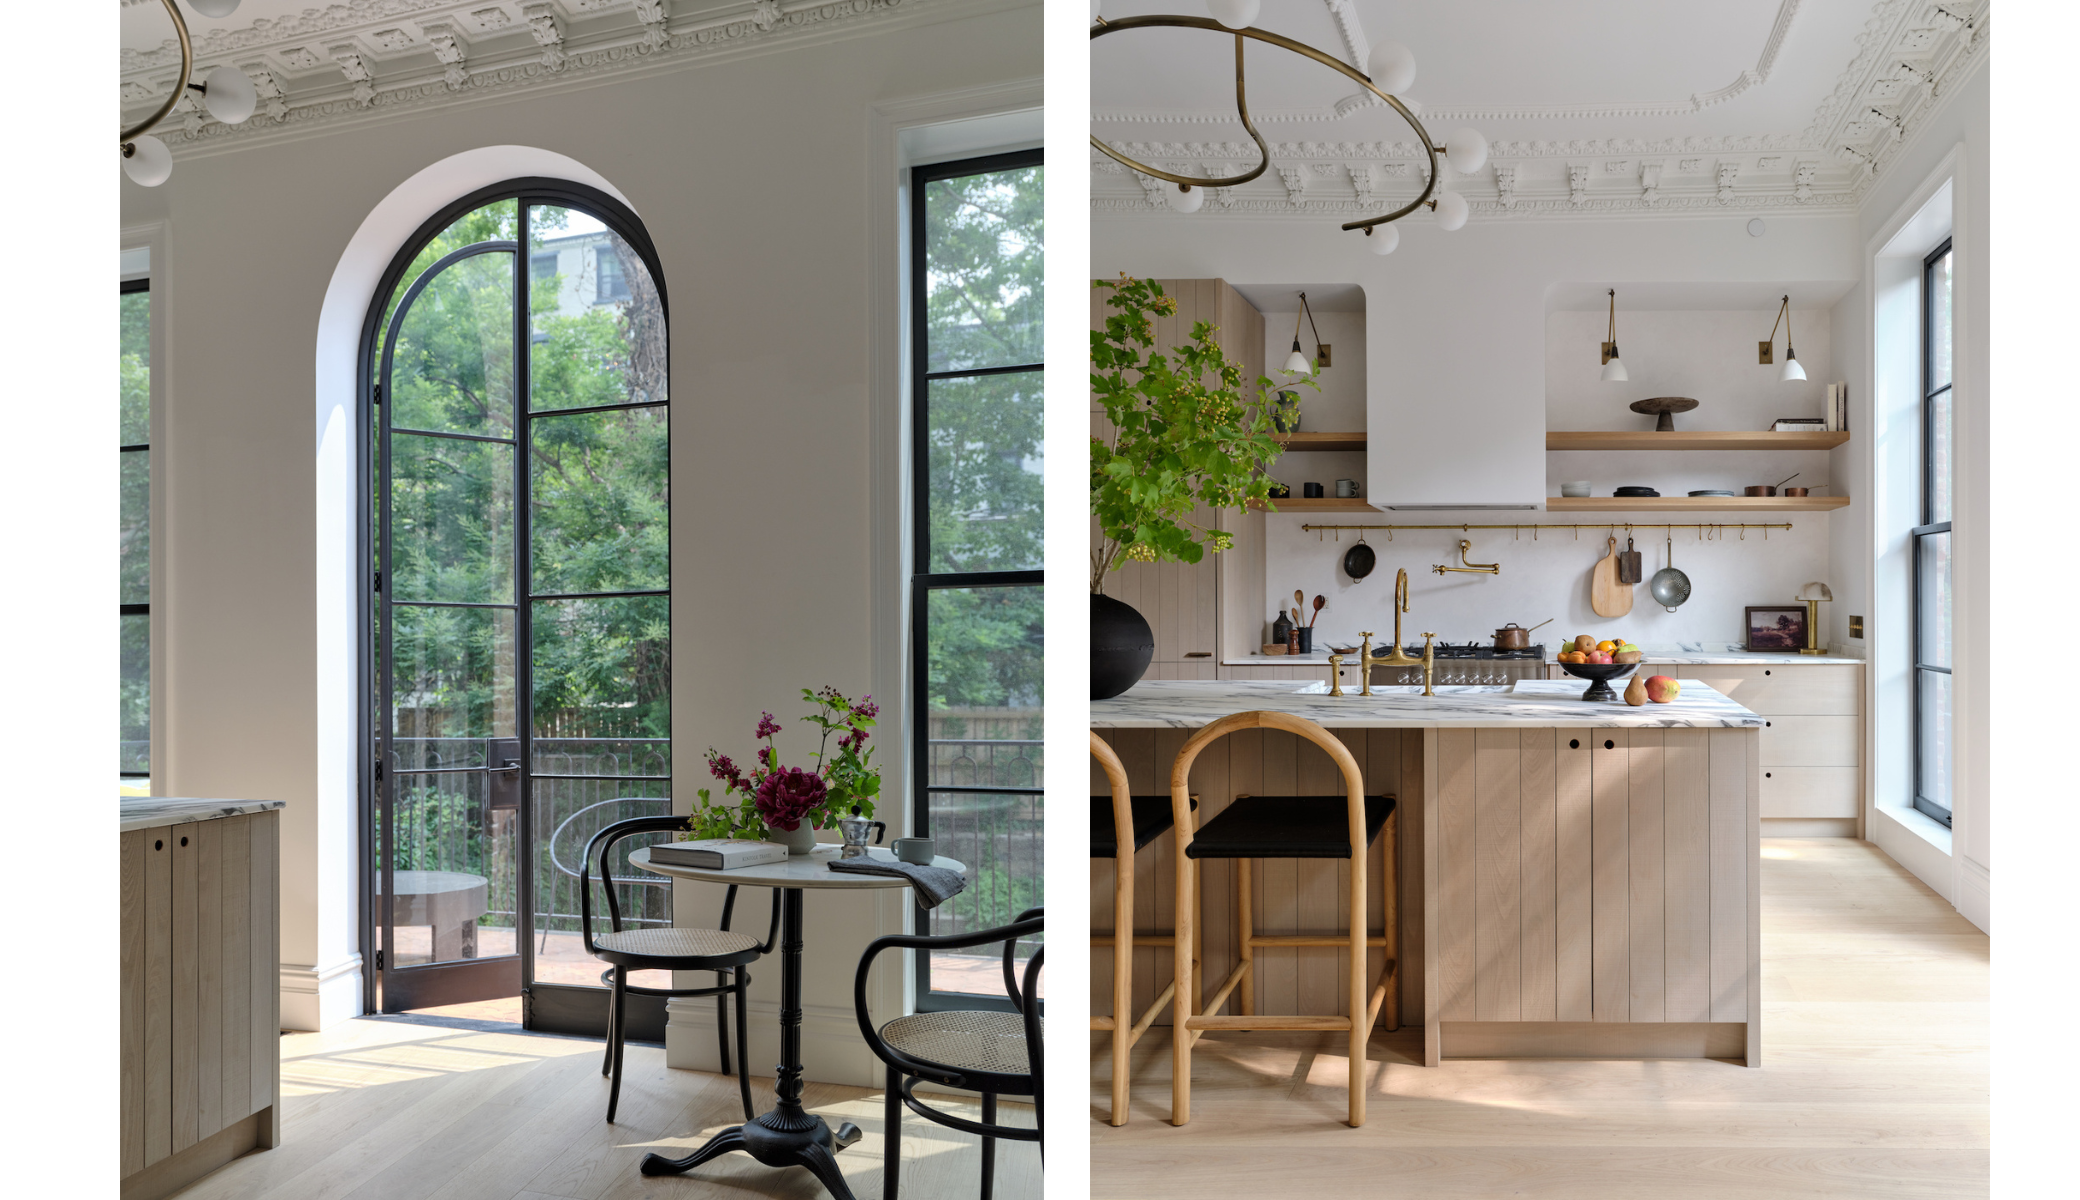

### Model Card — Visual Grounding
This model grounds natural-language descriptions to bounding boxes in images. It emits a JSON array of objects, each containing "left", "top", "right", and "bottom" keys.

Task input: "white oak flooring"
[
  {"left": 1090, "top": 838, "right": 1986, "bottom": 1198},
  {"left": 168, "top": 1015, "right": 1037, "bottom": 1200}
]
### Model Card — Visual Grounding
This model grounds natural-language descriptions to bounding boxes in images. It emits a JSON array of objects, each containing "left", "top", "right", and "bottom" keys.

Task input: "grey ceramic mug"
[{"left": 892, "top": 836, "right": 936, "bottom": 865}]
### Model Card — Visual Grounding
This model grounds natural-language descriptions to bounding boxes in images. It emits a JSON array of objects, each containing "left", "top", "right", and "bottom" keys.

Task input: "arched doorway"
[{"left": 359, "top": 180, "right": 671, "bottom": 1036}]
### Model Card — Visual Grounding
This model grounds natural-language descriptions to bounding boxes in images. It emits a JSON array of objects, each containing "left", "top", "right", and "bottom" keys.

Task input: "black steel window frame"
[
  {"left": 1912, "top": 237, "right": 1953, "bottom": 827},
  {"left": 907, "top": 149, "right": 1043, "bottom": 1014},
  {"left": 120, "top": 276, "right": 151, "bottom": 780},
  {"left": 356, "top": 178, "right": 671, "bottom": 1031}
]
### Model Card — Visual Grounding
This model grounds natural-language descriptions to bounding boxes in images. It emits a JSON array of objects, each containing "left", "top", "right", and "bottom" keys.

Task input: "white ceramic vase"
[{"left": 765, "top": 821, "right": 819, "bottom": 856}]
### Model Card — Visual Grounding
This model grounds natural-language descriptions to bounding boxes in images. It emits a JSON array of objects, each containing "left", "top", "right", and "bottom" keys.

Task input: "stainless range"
[{"left": 1369, "top": 642, "right": 1548, "bottom": 687}]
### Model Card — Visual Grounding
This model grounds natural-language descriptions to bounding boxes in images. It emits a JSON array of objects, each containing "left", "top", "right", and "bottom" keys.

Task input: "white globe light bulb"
[
  {"left": 1368, "top": 39, "right": 1417, "bottom": 94},
  {"left": 1444, "top": 127, "right": 1489, "bottom": 174},
  {"left": 1779, "top": 354, "right": 1807, "bottom": 383},
  {"left": 121, "top": 135, "right": 173, "bottom": 187},
  {"left": 1433, "top": 190, "right": 1469, "bottom": 231},
  {"left": 1366, "top": 223, "right": 1400, "bottom": 256},
  {"left": 1165, "top": 185, "right": 1204, "bottom": 214},
  {"left": 201, "top": 64, "right": 257, "bottom": 125},
  {"left": 188, "top": 0, "right": 242, "bottom": 16},
  {"left": 1207, "top": 0, "right": 1260, "bottom": 30}
]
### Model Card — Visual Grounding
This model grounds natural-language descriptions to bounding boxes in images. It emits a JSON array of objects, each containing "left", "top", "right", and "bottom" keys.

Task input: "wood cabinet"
[
  {"left": 121, "top": 807, "right": 280, "bottom": 1200},
  {"left": 1426, "top": 727, "right": 1758, "bottom": 1064},
  {"left": 1091, "top": 278, "right": 1266, "bottom": 679},
  {"left": 1546, "top": 662, "right": 1864, "bottom": 835}
]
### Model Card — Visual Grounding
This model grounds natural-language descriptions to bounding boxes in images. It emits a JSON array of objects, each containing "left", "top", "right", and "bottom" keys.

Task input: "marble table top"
[
  {"left": 628, "top": 844, "right": 967, "bottom": 889},
  {"left": 1091, "top": 679, "right": 1765, "bottom": 729},
  {"left": 120, "top": 796, "right": 285, "bottom": 833}
]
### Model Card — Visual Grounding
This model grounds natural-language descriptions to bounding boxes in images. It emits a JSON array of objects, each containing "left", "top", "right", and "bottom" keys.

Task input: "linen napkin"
[{"left": 827, "top": 858, "right": 967, "bottom": 909}]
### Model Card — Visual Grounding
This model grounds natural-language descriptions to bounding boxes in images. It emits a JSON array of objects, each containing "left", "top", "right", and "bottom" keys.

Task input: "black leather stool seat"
[
  {"left": 1184, "top": 794, "right": 1395, "bottom": 860},
  {"left": 1090, "top": 795, "right": 1194, "bottom": 859}
]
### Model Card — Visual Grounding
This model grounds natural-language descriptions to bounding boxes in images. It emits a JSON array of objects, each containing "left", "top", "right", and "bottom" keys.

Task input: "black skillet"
[{"left": 1342, "top": 538, "right": 1376, "bottom": 580}]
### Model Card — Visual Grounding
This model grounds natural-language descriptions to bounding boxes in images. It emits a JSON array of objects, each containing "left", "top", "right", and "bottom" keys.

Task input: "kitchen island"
[{"left": 1091, "top": 680, "right": 1763, "bottom": 1067}]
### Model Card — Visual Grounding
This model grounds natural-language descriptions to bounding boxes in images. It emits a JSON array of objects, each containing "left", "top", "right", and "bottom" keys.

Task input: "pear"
[{"left": 1624, "top": 674, "right": 1649, "bottom": 706}]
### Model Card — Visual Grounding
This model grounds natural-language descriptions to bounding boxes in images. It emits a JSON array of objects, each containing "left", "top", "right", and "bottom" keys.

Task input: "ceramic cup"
[
  {"left": 1303, "top": 482, "right": 1325, "bottom": 498},
  {"left": 893, "top": 836, "right": 936, "bottom": 865},
  {"left": 1334, "top": 478, "right": 1358, "bottom": 498},
  {"left": 1560, "top": 481, "right": 1591, "bottom": 497}
]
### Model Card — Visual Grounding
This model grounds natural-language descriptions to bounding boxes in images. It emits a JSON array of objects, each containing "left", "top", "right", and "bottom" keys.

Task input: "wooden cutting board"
[{"left": 1591, "top": 536, "right": 1633, "bottom": 617}]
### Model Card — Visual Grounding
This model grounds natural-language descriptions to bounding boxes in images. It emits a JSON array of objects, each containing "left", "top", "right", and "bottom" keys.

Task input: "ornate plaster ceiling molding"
[
  {"left": 1091, "top": 0, "right": 1990, "bottom": 221},
  {"left": 121, "top": 0, "right": 1006, "bottom": 159}
]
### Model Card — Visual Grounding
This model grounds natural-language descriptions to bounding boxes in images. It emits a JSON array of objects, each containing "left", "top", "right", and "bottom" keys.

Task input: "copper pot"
[
  {"left": 1743, "top": 485, "right": 1776, "bottom": 496},
  {"left": 1492, "top": 618, "right": 1552, "bottom": 650},
  {"left": 1782, "top": 486, "right": 1810, "bottom": 497}
]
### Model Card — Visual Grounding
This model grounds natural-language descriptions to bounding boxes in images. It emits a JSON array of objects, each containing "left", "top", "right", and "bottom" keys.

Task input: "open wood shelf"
[
  {"left": 1546, "top": 430, "right": 1851, "bottom": 451},
  {"left": 1253, "top": 496, "right": 1376, "bottom": 512},
  {"left": 1271, "top": 431, "right": 1368, "bottom": 452},
  {"left": 1545, "top": 495, "right": 1850, "bottom": 512}
]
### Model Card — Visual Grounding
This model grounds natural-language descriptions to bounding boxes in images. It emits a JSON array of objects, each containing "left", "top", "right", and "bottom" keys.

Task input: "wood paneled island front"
[{"left": 1091, "top": 680, "right": 1764, "bottom": 1067}]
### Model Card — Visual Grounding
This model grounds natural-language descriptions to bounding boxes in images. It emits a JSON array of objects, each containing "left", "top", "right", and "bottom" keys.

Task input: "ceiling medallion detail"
[{"left": 1090, "top": 6, "right": 1486, "bottom": 250}]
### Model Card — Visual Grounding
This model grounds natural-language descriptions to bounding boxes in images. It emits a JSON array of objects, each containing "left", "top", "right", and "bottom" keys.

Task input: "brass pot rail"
[{"left": 1302, "top": 521, "right": 1794, "bottom": 541}]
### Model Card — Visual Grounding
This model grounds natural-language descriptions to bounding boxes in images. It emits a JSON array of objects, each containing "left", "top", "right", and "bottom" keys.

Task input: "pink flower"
[
  {"left": 707, "top": 753, "right": 744, "bottom": 786},
  {"left": 754, "top": 767, "right": 827, "bottom": 832},
  {"left": 840, "top": 727, "right": 868, "bottom": 753},
  {"left": 851, "top": 696, "right": 879, "bottom": 721},
  {"left": 756, "top": 712, "right": 782, "bottom": 740}
]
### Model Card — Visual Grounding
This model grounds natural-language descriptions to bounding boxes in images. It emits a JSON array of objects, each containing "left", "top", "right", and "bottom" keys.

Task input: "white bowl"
[{"left": 1560, "top": 481, "right": 1591, "bottom": 497}]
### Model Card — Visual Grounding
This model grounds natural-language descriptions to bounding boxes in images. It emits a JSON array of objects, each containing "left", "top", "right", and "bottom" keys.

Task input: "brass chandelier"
[
  {"left": 1091, "top": 2, "right": 1489, "bottom": 254},
  {"left": 121, "top": 0, "right": 258, "bottom": 188}
]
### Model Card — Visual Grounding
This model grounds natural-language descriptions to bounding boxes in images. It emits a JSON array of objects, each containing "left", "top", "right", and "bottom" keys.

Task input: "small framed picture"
[{"left": 1745, "top": 605, "right": 1808, "bottom": 652}]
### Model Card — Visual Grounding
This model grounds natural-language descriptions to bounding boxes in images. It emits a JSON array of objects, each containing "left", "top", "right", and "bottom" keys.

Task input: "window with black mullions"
[
  {"left": 1912, "top": 238, "right": 1954, "bottom": 826},
  {"left": 909, "top": 149, "right": 1043, "bottom": 1009},
  {"left": 120, "top": 277, "right": 151, "bottom": 786}
]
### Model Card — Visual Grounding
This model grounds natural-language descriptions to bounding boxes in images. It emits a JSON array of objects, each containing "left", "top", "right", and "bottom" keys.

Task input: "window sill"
[{"left": 1876, "top": 800, "right": 1952, "bottom": 856}]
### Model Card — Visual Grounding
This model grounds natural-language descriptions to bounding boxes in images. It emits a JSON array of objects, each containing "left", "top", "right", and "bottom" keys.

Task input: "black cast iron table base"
[{"left": 638, "top": 887, "right": 866, "bottom": 1200}]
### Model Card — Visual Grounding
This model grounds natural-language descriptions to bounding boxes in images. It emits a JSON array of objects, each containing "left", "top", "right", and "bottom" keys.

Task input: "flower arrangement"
[{"left": 690, "top": 687, "right": 880, "bottom": 840}]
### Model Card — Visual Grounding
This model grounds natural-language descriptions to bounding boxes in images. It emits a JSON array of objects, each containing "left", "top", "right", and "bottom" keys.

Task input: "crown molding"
[
  {"left": 121, "top": 0, "right": 1028, "bottom": 159},
  {"left": 1091, "top": 0, "right": 1989, "bottom": 222}
]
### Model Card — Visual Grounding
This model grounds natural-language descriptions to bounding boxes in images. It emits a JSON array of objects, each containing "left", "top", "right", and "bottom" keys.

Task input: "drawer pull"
[
  {"left": 154, "top": 839, "right": 163, "bottom": 851},
  {"left": 1569, "top": 739, "right": 1580, "bottom": 750},
  {"left": 1765, "top": 772, "right": 1772, "bottom": 778},
  {"left": 180, "top": 836, "right": 189, "bottom": 847},
  {"left": 1604, "top": 739, "right": 1615, "bottom": 750},
  {"left": 1764, "top": 669, "right": 1772, "bottom": 676}
]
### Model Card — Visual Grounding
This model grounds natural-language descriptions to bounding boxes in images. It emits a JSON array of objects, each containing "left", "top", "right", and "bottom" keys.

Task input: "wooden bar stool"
[
  {"left": 1088, "top": 730, "right": 1196, "bottom": 1126},
  {"left": 1167, "top": 711, "right": 1398, "bottom": 1128}
]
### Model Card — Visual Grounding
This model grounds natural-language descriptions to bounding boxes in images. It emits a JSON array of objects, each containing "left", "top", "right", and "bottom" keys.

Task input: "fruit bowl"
[{"left": 1556, "top": 659, "right": 1640, "bottom": 702}]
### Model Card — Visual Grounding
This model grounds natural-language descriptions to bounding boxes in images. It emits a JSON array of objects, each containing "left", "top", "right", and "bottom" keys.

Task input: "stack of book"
[
  {"left": 1770, "top": 384, "right": 1849, "bottom": 433},
  {"left": 646, "top": 838, "right": 789, "bottom": 870}
]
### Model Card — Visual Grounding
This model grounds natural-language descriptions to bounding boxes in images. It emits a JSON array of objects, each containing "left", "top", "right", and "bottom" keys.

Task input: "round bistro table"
[{"left": 625, "top": 844, "right": 967, "bottom": 1200}]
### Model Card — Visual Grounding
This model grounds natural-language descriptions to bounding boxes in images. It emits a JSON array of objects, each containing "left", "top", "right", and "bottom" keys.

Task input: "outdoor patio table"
[{"left": 624, "top": 843, "right": 968, "bottom": 1200}]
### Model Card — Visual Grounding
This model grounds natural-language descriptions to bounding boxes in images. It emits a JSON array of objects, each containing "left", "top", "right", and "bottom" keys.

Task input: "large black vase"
[{"left": 1091, "top": 592, "right": 1154, "bottom": 700}]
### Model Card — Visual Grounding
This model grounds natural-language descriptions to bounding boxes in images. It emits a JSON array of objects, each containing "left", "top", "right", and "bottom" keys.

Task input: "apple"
[
  {"left": 1588, "top": 650, "right": 1612, "bottom": 664},
  {"left": 1645, "top": 675, "right": 1681, "bottom": 703}
]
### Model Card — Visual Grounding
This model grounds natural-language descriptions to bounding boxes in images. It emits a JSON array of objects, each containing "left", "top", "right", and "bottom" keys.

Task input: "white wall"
[
  {"left": 120, "top": 1, "right": 1041, "bottom": 1081},
  {"left": 1828, "top": 55, "right": 1989, "bottom": 929}
]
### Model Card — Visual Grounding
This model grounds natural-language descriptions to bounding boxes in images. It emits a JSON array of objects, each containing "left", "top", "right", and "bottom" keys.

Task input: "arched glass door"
[{"left": 365, "top": 186, "right": 671, "bottom": 1028}]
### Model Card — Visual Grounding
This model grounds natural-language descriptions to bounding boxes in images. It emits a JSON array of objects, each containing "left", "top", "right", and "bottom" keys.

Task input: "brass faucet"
[
  {"left": 1419, "top": 632, "right": 1438, "bottom": 696},
  {"left": 1433, "top": 539, "right": 1500, "bottom": 575},
  {"left": 1374, "top": 568, "right": 1420, "bottom": 666},
  {"left": 1326, "top": 652, "right": 1347, "bottom": 696}
]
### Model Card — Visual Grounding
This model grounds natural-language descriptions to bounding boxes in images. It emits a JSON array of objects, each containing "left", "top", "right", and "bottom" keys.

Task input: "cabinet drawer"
[
  {"left": 1759, "top": 715, "right": 1859, "bottom": 766},
  {"left": 1760, "top": 766, "right": 1859, "bottom": 818},
  {"left": 1684, "top": 666, "right": 1859, "bottom": 715}
]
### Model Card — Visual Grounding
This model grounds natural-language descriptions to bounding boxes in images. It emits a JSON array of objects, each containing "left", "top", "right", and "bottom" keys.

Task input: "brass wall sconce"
[
  {"left": 1282, "top": 291, "right": 1329, "bottom": 375},
  {"left": 1600, "top": 288, "right": 1628, "bottom": 382},
  {"left": 1760, "top": 295, "right": 1808, "bottom": 382}
]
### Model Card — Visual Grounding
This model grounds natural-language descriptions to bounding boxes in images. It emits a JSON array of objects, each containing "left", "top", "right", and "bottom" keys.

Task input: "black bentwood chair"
[
  {"left": 854, "top": 909, "right": 1044, "bottom": 1200},
  {"left": 580, "top": 816, "right": 780, "bottom": 1123}
]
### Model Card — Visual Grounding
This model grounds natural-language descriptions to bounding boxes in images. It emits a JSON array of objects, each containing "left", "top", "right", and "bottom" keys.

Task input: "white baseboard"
[
  {"left": 1955, "top": 854, "right": 1990, "bottom": 933},
  {"left": 666, "top": 996, "right": 883, "bottom": 1088},
  {"left": 279, "top": 954, "right": 364, "bottom": 1031},
  {"left": 1870, "top": 803, "right": 1955, "bottom": 904}
]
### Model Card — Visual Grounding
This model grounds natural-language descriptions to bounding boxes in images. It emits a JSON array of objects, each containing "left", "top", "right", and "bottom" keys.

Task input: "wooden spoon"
[{"left": 1310, "top": 595, "right": 1326, "bottom": 627}]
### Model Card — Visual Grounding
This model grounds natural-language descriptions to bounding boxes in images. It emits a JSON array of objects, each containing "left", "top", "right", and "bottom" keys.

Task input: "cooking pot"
[{"left": 1492, "top": 618, "right": 1553, "bottom": 650}]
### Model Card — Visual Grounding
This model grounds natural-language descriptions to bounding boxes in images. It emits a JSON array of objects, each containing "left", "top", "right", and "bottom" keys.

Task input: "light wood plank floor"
[
  {"left": 171, "top": 1017, "right": 1038, "bottom": 1200},
  {"left": 1091, "top": 838, "right": 1987, "bottom": 1199}
]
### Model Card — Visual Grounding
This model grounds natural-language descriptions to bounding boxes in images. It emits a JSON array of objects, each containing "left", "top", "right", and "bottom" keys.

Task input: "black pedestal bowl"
[{"left": 1557, "top": 659, "right": 1640, "bottom": 702}]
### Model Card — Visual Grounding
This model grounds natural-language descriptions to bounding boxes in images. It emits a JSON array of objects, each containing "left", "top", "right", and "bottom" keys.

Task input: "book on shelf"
[
  {"left": 647, "top": 838, "right": 789, "bottom": 870},
  {"left": 1772, "top": 418, "right": 1825, "bottom": 432}
]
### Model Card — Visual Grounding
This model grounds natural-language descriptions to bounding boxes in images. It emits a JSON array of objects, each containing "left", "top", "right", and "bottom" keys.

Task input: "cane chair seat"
[
  {"left": 1185, "top": 794, "right": 1395, "bottom": 860},
  {"left": 592, "top": 926, "right": 761, "bottom": 961},
  {"left": 880, "top": 1009, "right": 1039, "bottom": 1076}
]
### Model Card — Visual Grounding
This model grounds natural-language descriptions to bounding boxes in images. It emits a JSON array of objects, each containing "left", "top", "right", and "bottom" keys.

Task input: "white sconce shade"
[
  {"left": 1779, "top": 354, "right": 1807, "bottom": 382},
  {"left": 1600, "top": 355, "right": 1629, "bottom": 382},
  {"left": 1165, "top": 185, "right": 1204, "bottom": 213},
  {"left": 188, "top": 0, "right": 242, "bottom": 15},
  {"left": 1797, "top": 582, "right": 1833, "bottom": 602},
  {"left": 1433, "top": 190, "right": 1469, "bottom": 230},
  {"left": 201, "top": 64, "right": 256, "bottom": 124},
  {"left": 1366, "top": 223, "right": 1400, "bottom": 255},
  {"left": 1444, "top": 127, "right": 1489, "bottom": 174},
  {"left": 1284, "top": 346, "right": 1313, "bottom": 375},
  {"left": 1207, "top": 0, "right": 1260, "bottom": 30},
  {"left": 121, "top": 135, "right": 173, "bottom": 187},
  {"left": 1368, "top": 39, "right": 1416, "bottom": 93}
]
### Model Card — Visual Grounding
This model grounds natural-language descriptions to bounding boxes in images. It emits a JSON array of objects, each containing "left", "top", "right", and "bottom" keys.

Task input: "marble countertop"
[
  {"left": 1092, "top": 679, "right": 1765, "bottom": 729},
  {"left": 1224, "top": 647, "right": 1863, "bottom": 666},
  {"left": 121, "top": 797, "right": 285, "bottom": 833}
]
